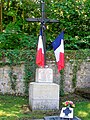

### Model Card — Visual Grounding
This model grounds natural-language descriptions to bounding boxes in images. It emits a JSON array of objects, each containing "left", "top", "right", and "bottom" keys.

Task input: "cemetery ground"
[{"left": 0, "top": 93, "right": 90, "bottom": 120}]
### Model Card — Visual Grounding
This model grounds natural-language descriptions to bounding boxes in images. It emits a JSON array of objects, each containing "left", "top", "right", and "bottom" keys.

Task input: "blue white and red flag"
[{"left": 52, "top": 31, "right": 64, "bottom": 72}]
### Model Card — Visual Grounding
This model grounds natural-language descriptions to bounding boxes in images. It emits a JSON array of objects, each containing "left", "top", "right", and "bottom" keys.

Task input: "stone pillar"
[{"left": 29, "top": 68, "right": 59, "bottom": 110}]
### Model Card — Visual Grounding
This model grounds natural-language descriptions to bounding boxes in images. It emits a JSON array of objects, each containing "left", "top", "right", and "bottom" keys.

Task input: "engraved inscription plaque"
[{"left": 36, "top": 68, "right": 53, "bottom": 83}]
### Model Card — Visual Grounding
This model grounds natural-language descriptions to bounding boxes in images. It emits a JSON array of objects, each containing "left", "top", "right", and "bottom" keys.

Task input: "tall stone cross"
[{"left": 26, "top": 0, "right": 59, "bottom": 65}]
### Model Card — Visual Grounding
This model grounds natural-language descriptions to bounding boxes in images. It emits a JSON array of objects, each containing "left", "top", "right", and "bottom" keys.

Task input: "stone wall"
[
  {"left": 0, "top": 64, "right": 25, "bottom": 95},
  {"left": 47, "top": 60, "right": 90, "bottom": 94},
  {"left": 0, "top": 60, "right": 90, "bottom": 95},
  {"left": 77, "top": 61, "right": 90, "bottom": 88}
]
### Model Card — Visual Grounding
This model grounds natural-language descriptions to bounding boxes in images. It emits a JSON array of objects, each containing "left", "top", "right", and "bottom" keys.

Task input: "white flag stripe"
[
  {"left": 37, "top": 35, "right": 44, "bottom": 54},
  {"left": 54, "top": 39, "right": 64, "bottom": 62}
]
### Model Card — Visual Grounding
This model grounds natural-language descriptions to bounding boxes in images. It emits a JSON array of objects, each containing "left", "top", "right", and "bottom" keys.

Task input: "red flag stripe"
[
  {"left": 36, "top": 48, "right": 44, "bottom": 67},
  {"left": 57, "top": 52, "right": 64, "bottom": 72},
  {"left": 36, "top": 31, "right": 45, "bottom": 67}
]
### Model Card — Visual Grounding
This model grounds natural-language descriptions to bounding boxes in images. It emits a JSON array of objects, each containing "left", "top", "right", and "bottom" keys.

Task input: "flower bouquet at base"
[{"left": 62, "top": 101, "right": 75, "bottom": 108}]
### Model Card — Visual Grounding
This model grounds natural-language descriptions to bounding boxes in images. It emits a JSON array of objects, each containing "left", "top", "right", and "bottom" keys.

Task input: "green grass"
[
  {"left": 0, "top": 94, "right": 90, "bottom": 120},
  {"left": 0, "top": 94, "right": 53, "bottom": 120},
  {"left": 0, "top": 95, "right": 30, "bottom": 120},
  {"left": 74, "top": 101, "right": 90, "bottom": 120}
]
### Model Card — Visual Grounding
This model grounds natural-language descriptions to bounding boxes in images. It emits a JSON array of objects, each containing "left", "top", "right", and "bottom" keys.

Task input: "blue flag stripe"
[
  {"left": 40, "top": 28, "right": 42, "bottom": 36},
  {"left": 52, "top": 31, "right": 64, "bottom": 51}
]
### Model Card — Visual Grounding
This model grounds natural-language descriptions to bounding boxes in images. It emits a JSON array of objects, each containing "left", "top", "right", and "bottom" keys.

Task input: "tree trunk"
[{"left": 0, "top": 3, "right": 2, "bottom": 32}]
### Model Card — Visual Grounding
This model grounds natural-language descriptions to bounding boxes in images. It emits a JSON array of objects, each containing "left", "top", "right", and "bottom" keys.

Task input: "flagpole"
[{"left": 41, "top": 1, "right": 46, "bottom": 66}]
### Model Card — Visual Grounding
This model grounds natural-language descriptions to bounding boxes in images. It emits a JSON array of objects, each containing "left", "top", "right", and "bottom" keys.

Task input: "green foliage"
[
  {"left": 40, "top": 0, "right": 90, "bottom": 49},
  {"left": 0, "top": 0, "right": 90, "bottom": 95},
  {"left": 0, "top": 49, "right": 36, "bottom": 95},
  {"left": 0, "top": 49, "right": 89, "bottom": 95},
  {"left": 9, "top": 68, "right": 17, "bottom": 91},
  {"left": 60, "top": 69, "right": 65, "bottom": 97},
  {"left": 72, "top": 64, "right": 78, "bottom": 88},
  {"left": 24, "top": 50, "right": 36, "bottom": 95},
  {"left": 66, "top": 49, "right": 90, "bottom": 88},
  {"left": 0, "top": 0, "right": 90, "bottom": 50},
  {"left": 0, "top": 23, "right": 37, "bottom": 49}
]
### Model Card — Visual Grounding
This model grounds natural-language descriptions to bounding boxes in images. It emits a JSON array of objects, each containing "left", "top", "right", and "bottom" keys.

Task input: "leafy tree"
[
  {"left": 0, "top": 0, "right": 90, "bottom": 50},
  {"left": 0, "top": 23, "right": 37, "bottom": 49}
]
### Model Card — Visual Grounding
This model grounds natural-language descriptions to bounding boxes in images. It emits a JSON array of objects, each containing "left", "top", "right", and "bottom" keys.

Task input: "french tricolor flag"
[
  {"left": 52, "top": 31, "right": 64, "bottom": 72},
  {"left": 36, "top": 29, "right": 45, "bottom": 67}
]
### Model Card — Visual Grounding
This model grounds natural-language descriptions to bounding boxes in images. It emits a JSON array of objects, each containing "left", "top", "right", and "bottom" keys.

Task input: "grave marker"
[{"left": 27, "top": 0, "right": 59, "bottom": 110}]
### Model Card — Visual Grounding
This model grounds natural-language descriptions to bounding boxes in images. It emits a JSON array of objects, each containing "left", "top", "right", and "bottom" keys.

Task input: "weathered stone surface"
[
  {"left": 36, "top": 68, "right": 53, "bottom": 83},
  {"left": 29, "top": 82, "right": 59, "bottom": 110},
  {"left": 0, "top": 60, "right": 90, "bottom": 95},
  {"left": 77, "top": 62, "right": 90, "bottom": 88},
  {"left": 47, "top": 59, "right": 90, "bottom": 93},
  {"left": 47, "top": 61, "right": 60, "bottom": 85},
  {"left": 0, "top": 64, "right": 25, "bottom": 95},
  {"left": 64, "top": 62, "right": 74, "bottom": 93}
]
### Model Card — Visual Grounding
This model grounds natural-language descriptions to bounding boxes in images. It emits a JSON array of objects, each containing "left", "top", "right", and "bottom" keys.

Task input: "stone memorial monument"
[
  {"left": 29, "top": 68, "right": 59, "bottom": 110},
  {"left": 27, "top": 1, "right": 59, "bottom": 110}
]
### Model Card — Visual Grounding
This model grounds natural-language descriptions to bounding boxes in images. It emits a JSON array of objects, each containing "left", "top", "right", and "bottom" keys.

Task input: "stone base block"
[{"left": 29, "top": 82, "right": 59, "bottom": 110}]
